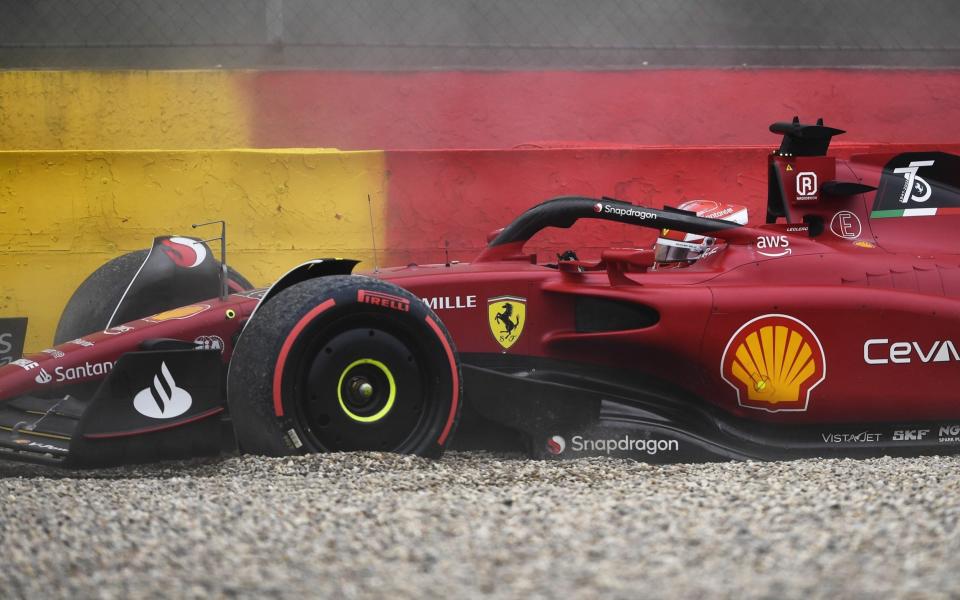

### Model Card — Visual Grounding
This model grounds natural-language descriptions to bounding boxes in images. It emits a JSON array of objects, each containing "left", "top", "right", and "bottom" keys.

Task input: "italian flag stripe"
[
  {"left": 871, "top": 209, "right": 904, "bottom": 218},
  {"left": 871, "top": 207, "right": 960, "bottom": 218}
]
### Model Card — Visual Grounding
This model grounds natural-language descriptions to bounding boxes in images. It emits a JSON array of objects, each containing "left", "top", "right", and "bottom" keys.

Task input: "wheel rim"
[{"left": 291, "top": 319, "right": 429, "bottom": 452}]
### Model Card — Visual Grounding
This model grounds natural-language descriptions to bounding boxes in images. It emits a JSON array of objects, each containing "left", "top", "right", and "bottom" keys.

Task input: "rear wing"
[{"left": 769, "top": 116, "right": 845, "bottom": 158}]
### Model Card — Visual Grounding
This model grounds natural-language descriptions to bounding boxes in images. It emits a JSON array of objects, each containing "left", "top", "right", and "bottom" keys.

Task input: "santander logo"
[
  {"left": 159, "top": 237, "right": 207, "bottom": 268},
  {"left": 34, "top": 368, "right": 52, "bottom": 384},
  {"left": 133, "top": 361, "right": 192, "bottom": 419},
  {"left": 546, "top": 435, "right": 566, "bottom": 455}
]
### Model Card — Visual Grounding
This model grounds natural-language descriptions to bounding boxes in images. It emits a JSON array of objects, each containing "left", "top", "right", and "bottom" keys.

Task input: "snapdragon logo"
[
  {"left": 564, "top": 434, "right": 679, "bottom": 456},
  {"left": 595, "top": 203, "right": 657, "bottom": 220},
  {"left": 546, "top": 435, "right": 566, "bottom": 455}
]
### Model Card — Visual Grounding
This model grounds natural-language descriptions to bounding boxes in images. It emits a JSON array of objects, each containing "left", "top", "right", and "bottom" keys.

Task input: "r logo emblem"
[{"left": 796, "top": 172, "right": 818, "bottom": 199}]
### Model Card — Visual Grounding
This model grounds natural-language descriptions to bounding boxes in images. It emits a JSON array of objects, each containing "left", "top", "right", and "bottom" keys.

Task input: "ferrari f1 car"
[{"left": 1, "top": 118, "right": 958, "bottom": 467}]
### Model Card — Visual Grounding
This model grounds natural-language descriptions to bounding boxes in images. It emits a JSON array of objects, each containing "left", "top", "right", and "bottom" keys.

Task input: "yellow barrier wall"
[
  {"left": 0, "top": 71, "right": 249, "bottom": 149},
  {"left": 0, "top": 149, "right": 387, "bottom": 349}
]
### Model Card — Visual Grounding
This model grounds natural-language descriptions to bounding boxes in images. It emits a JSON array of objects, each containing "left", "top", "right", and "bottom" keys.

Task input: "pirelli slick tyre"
[
  {"left": 227, "top": 275, "right": 462, "bottom": 458},
  {"left": 55, "top": 249, "right": 254, "bottom": 344}
]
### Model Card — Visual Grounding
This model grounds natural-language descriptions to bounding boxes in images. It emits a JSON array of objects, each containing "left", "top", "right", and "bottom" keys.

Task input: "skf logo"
[
  {"left": 357, "top": 290, "right": 410, "bottom": 312},
  {"left": 721, "top": 314, "right": 826, "bottom": 412},
  {"left": 893, "top": 429, "right": 929, "bottom": 441},
  {"left": 755, "top": 235, "right": 791, "bottom": 257},
  {"left": 488, "top": 296, "right": 526, "bottom": 350},
  {"left": 796, "top": 172, "right": 818, "bottom": 200},
  {"left": 133, "top": 361, "right": 192, "bottom": 419},
  {"left": 546, "top": 435, "right": 566, "bottom": 455}
]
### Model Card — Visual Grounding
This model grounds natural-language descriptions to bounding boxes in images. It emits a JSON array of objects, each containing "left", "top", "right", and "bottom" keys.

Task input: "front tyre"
[
  {"left": 55, "top": 249, "right": 254, "bottom": 344},
  {"left": 228, "top": 275, "right": 461, "bottom": 458}
]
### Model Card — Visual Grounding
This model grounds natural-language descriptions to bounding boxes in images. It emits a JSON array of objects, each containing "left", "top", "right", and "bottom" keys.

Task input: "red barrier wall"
[
  {"left": 382, "top": 143, "right": 960, "bottom": 266},
  {"left": 251, "top": 70, "right": 960, "bottom": 150}
]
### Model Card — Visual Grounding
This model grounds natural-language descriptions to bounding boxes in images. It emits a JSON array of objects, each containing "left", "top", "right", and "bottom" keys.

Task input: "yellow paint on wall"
[
  {"left": 0, "top": 149, "right": 387, "bottom": 349},
  {"left": 0, "top": 71, "right": 249, "bottom": 150}
]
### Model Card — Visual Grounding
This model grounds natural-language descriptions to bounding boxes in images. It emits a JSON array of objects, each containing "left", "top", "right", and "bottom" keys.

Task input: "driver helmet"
[{"left": 654, "top": 200, "right": 748, "bottom": 264}]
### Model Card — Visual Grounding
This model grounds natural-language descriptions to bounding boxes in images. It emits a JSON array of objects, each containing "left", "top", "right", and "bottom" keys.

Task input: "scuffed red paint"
[
  {"left": 382, "top": 143, "right": 960, "bottom": 266},
  {"left": 249, "top": 70, "right": 960, "bottom": 150}
]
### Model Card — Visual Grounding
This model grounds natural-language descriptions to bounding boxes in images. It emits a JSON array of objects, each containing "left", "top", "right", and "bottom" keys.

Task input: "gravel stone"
[{"left": 1, "top": 453, "right": 959, "bottom": 599}]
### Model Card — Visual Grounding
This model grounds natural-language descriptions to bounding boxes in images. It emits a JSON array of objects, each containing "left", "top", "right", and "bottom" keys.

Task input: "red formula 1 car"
[{"left": 1, "top": 118, "right": 958, "bottom": 467}]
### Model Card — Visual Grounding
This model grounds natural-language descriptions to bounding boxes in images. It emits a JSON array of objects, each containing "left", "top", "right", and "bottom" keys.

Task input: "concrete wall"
[
  {"left": 248, "top": 70, "right": 960, "bottom": 149},
  {"left": 0, "top": 149, "right": 387, "bottom": 348},
  {"left": 3, "top": 70, "right": 960, "bottom": 151},
  {"left": 0, "top": 71, "right": 249, "bottom": 150}
]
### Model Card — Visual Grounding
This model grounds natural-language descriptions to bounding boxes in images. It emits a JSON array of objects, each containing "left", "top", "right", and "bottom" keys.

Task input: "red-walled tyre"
[{"left": 227, "top": 275, "right": 462, "bottom": 458}]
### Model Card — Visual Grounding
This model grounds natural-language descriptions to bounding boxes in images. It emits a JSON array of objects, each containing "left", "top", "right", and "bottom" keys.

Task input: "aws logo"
[
  {"left": 755, "top": 235, "right": 791, "bottom": 257},
  {"left": 721, "top": 314, "right": 826, "bottom": 412}
]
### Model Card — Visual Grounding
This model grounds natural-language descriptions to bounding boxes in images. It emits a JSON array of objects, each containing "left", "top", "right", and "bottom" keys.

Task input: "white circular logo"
[
  {"left": 162, "top": 237, "right": 208, "bottom": 268},
  {"left": 133, "top": 361, "right": 192, "bottom": 419},
  {"left": 34, "top": 368, "right": 52, "bottom": 384},
  {"left": 829, "top": 211, "right": 862, "bottom": 239},
  {"left": 194, "top": 335, "right": 225, "bottom": 351},
  {"left": 546, "top": 435, "right": 566, "bottom": 455},
  {"left": 593, "top": 202, "right": 603, "bottom": 213}
]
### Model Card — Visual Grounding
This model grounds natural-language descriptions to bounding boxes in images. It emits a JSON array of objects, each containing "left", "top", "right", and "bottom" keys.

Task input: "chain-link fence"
[{"left": 1, "top": 0, "right": 959, "bottom": 69}]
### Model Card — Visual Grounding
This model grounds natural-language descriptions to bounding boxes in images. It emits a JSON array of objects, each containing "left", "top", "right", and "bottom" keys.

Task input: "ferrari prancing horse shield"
[{"left": 488, "top": 296, "right": 526, "bottom": 350}]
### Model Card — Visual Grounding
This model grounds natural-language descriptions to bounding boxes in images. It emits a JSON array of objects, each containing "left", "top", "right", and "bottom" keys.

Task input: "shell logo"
[
  {"left": 143, "top": 304, "right": 211, "bottom": 323},
  {"left": 721, "top": 314, "right": 826, "bottom": 412}
]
